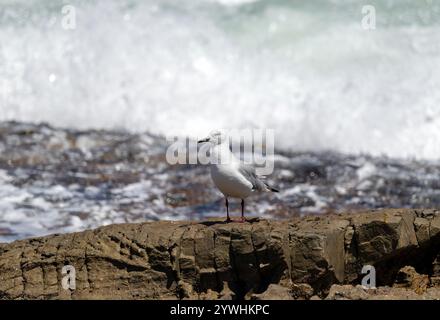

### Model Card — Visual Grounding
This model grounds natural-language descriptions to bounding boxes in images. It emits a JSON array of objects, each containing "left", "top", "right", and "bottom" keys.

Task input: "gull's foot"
[{"left": 225, "top": 217, "right": 246, "bottom": 223}]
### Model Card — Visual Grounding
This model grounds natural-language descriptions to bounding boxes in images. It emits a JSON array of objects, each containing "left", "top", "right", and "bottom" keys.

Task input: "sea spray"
[{"left": 1, "top": 0, "right": 440, "bottom": 158}]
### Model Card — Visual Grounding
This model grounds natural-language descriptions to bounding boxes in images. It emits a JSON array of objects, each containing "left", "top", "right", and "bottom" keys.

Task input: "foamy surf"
[
  {"left": 1, "top": 0, "right": 440, "bottom": 159},
  {"left": 1, "top": 121, "right": 440, "bottom": 242}
]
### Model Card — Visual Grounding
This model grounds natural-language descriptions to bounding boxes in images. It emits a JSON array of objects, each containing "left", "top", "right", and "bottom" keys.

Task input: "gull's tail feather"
[{"left": 264, "top": 182, "right": 279, "bottom": 193}]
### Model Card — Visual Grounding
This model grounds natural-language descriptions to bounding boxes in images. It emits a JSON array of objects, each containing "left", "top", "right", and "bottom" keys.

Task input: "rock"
[
  {"left": 326, "top": 284, "right": 440, "bottom": 300},
  {"left": 431, "top": 255, "right": 440, "bottom": 286},
  {"left": 177, "top": 280, "right": 195, "bottom": 299},
  {"left": 251, "top": 284, "right": 293, "bottom": 300},
  {"left": 414, "top": 217, "right": 430, "bottom": 244},
  {"left": 1, "top": 209, "right": 440, "bottom": 300},
  {"left": 218, "top": 284, "right": 235, "bottom": 300},
  {"left": 394, "top": 266, "right": 430, "bottom": 294},
  {"left": 287, "top": 216, "right": 349, "bottom": 295},
  {"left": 344, "top": 209, "right": 431, "bottom": 285},
  {"left": 291, "top": 283, "right": 314, "bottom": 300},
  {"left": 354, "top": 210, "right": 417, "bottom": 258},
  {"left": 430, "top": 214, "right": 440, "bottom": 237},
  {"left": 199, "top": 289, "right": 219, "bottom": 300},
  {"left": 326, "top": 285, "right": 370, "bottom": 300}
]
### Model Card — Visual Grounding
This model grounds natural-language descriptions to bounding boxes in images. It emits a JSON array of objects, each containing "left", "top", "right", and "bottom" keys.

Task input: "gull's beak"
[{"left": 197, "top": 137, "right": 210, "bottom": 144}]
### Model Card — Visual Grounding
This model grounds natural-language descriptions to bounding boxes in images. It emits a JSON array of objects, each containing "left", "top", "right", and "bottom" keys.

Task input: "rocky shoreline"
[{"left": 1, "top": 208, "right": 439, "bottom": 300}]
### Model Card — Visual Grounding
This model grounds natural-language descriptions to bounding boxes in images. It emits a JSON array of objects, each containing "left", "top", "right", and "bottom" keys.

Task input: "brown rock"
[
  {"left": 414, "top": 217, "right": 430, "bottom": 244},
  {"left": 251, "top": 284, "right": 293, "bottom": 300},
  {"left": 217, "top": 283, "right": 235, "bottom": 300},
  {"left": 288, "top": 216, "right": 349, "bottom": 295},
  {"left": 1, "top": 209, "right": 440, "bottom": 300},
  {"left": 326, "top": 284, "right": 440, "bottom": 300},
  {"left": 431, "top": 254, "right": 440, "bottom": 286},
  {"left": 291, "top": 283, "right": 314, "bottom": 300},
  {"left": 326, "top": 285, "right": 370, "bottom": 300},
  {"left": 350, "top": 210, "right": 418, "bottom": 264},
  {"left": 430, "top": 215, "right": 440, "bottom": 238},
  {"left": 394, "top": 266, "right": 429, "bottom": 294}
]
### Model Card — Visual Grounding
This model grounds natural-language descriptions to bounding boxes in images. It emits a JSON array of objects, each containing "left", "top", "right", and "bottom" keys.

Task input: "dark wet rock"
[
  {"left": 3, "top": 121, "right": 440, "bottom": 242},
  {"left": 1, "top": 209, "right": 440, "bottom": 300},
  {"left": 0, "top": 228, "right": 14, "bottom": 236}
]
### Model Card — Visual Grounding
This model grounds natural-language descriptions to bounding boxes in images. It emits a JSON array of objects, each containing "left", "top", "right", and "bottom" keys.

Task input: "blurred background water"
[{"left": 1, "top": 0, "right": 440, "bottom": 242}]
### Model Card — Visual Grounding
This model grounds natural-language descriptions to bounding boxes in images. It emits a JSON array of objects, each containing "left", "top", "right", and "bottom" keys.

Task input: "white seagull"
[{"left": 198, "top": 130, "right": 279, "bottom": 222}]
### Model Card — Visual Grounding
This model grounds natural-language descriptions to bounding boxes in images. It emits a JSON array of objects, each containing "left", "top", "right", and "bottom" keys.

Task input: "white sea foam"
[
  {"left": 1, "top": 0, "right": 440, "bottom": 160},
  {"left": 0, "top": 175, "right": 176, "bottom": 242}
]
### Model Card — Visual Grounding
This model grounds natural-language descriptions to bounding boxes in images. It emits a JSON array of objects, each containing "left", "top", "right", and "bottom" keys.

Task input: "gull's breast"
[{"left": 210, "top": 163, "right": 253, "bottom": 198}]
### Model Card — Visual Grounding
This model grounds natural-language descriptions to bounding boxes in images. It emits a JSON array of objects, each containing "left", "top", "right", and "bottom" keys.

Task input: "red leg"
[
  {"left": 240, "top": 199, "right": 246, "bottom": 222},
  {"left": 225, "top": 197, "right": 231, "bottom": 222}
]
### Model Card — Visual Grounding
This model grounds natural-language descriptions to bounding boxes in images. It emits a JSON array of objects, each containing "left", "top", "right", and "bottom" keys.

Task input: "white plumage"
[
  {"left": 198, "top": 130, "right": 279, "bottom": 222},
  {"left": 210, "top": 143, "right": 254, "bottom": 199}
]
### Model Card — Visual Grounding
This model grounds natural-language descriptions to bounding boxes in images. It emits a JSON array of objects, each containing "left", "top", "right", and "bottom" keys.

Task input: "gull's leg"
[
  {"left": 225, "top": 197, "right": 231, "bottom": 222},
  {"left": 240, "top": 199, "right": 246, "bottom": 222}
]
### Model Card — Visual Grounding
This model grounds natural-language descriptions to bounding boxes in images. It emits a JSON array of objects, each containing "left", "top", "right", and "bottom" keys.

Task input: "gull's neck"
[{"left": 211, "top": 141, "right": 237, "bottom": 165}]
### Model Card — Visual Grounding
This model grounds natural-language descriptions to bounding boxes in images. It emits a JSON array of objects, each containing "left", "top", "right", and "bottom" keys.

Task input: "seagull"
[{"left": 198, "top": 130, "right": 279, "bottom": 222}]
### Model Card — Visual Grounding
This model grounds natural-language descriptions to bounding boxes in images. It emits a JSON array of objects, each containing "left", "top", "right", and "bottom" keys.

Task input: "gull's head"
[{"left": 197, "top": 130, "right": 227, "bottom": 146}]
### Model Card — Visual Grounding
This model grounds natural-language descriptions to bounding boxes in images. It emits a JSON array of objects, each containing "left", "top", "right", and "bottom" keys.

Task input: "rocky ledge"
[{"left": 1, "top": 209, "right": 440, "bottom": 300}]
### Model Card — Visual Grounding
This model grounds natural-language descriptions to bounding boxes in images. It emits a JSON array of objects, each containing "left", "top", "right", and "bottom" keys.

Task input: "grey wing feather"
[{"left": 238, "top": 163, "right": 267, "bottom": 191}]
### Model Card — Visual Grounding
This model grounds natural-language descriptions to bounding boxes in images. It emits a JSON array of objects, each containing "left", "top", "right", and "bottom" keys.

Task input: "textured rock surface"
[
  {"left": 394, "top": 266, "right": 430, "bottom": 294},
  {"left": 1, "top": 209, "right": 440, "bottom": 300},
  {"left": 326, "top": 284, "right": 440, "bottom": 300}
]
